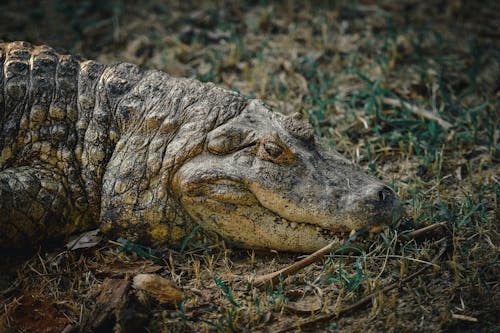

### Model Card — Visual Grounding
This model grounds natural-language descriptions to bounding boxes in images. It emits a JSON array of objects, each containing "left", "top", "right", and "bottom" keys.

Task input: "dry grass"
[{"left": 0, "top": 0, "right": 498, "bottom": 332}]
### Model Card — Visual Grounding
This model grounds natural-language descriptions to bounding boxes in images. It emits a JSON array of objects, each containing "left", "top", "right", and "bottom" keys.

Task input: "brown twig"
[
  {"left": 252, "top": 223, "right": 447, "bottom": 288},
  {"left": 405, "top": 221, "right": 447, "bottom": 239},
  {"left": 273, "top": 238, "right": 448, "bottom": 332},
  {"left": 381, "top": 97, "right": 453, "bottom": 129},
  {"left": 252, "top": 241, "right": 338, "bottom": 288}
]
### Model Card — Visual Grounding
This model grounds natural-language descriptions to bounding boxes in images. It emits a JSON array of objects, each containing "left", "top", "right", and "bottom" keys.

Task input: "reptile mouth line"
[
  {"left": 196, "top": 178, "right": 387, "bottom": 241},
  {"left": 202, "top": 179, "right": 342, "bottom": 228},
  {"left": 270, "top": 211, "right": 387, "bottom": 240},
  {"left": 271, "top": 214, "right": 348, "bottom": 239}
]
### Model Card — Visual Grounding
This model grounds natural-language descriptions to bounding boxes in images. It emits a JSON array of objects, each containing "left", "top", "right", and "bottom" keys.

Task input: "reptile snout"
[
  {"left": 377, "top": 186, "right": 396, "bottom": 203},
  {"left": 364, "top": 185, "right": 402, "bottom": 225}
]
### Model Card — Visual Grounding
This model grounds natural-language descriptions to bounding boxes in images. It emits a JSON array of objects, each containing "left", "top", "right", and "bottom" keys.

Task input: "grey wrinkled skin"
[{"left": 0, "top": 41, "right": 401, "bottom": 253}]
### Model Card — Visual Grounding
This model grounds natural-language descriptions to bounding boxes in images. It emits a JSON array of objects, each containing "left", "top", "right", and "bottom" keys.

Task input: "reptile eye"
[{"left": 263, "top": 141, "right": 284, "bottom": 158}]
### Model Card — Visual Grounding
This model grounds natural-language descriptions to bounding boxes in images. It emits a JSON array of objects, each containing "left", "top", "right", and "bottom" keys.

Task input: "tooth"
[
  {"left": 316, "top": 227, "right": 322, "bottom": 232},
  {"left": 290, "top": 222, "right": 298, "bottom": 230},
  {"left": 349, "top": 229, "right": 356, "bottom": 237}
]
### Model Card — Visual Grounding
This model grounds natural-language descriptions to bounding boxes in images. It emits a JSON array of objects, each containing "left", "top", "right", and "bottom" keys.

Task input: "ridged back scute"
[{"left": 0, "top": 42, "right": 33, "bottom": 167}]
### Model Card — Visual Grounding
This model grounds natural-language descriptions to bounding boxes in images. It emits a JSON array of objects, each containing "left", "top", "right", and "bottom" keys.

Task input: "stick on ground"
[
  {"left": 252, "top": 241, "right": 337, "bottom": 288},
  {"left": 405, "top": 221, "right": 447, "bottom": 239},
  {"left": 381, "top": 97, "right": 453, "bottom": 129},
  {"left": 252, "top": 222, "right": 447, "bottom": 288}
]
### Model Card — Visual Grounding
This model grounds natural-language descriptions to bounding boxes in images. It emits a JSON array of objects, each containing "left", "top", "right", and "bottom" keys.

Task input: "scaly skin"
[{"left": 0, "top": 41, "right": 401, "bottom": 252}]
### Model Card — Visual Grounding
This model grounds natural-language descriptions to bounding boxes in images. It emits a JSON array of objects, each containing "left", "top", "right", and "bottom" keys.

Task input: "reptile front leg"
[{"left": 0, "top": 165, "right": 92, "bottom": 248}]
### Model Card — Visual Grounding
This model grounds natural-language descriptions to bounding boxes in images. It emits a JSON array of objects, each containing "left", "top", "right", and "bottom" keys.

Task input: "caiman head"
[{"left": 172, "top": 100, "right": 402, "bottom": 252}]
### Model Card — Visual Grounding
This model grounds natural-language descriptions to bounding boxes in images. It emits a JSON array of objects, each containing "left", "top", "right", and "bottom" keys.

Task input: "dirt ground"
[{"left": 0, "top": 1, "right": 498, "bottom": 332}]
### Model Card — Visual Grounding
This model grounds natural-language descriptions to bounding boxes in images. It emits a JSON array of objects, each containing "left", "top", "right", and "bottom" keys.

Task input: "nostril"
[
  {"left": 378, "top": 186, "right": 394, "bottom": 202},
  {"left": 378, "top": 189, "right": 385, "bottom": 201}
]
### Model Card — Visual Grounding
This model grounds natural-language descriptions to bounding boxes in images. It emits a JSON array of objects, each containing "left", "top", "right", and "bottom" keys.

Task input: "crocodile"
[{"left": 0, "top": 41, "right": 402, "bottom": 253}]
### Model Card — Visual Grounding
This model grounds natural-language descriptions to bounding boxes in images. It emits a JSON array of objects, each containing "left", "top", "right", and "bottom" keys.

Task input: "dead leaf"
[
  {"left": 66, "top": 229, "right": 101, "bottom": 250},
  {"left": 133, "top": 274, "right": 184, "bottom": 306}
]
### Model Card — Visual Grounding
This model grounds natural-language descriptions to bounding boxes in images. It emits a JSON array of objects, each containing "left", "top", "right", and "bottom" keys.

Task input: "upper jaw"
[{"left": 206, "top": 177, "right": 394, "bottom": 235}]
